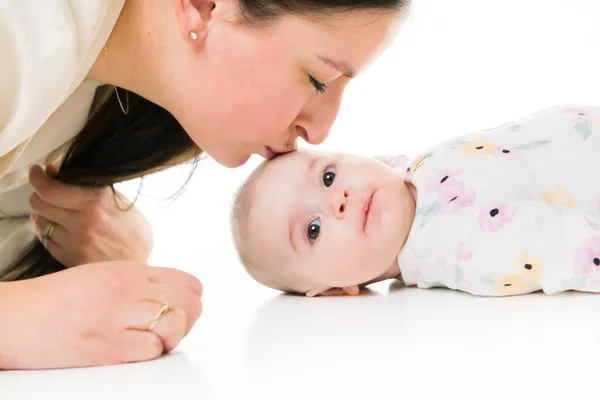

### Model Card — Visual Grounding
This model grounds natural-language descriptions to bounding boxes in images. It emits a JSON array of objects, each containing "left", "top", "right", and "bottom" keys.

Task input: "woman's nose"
[
  {"left": 329, "top": 189, "right": 349, "bottom": 220},
  {"left": 296, "top": 81, "right": 346, "bottom": 145},
  {"left": 296, "top": 123, "right": 329, "bottom": 146}
]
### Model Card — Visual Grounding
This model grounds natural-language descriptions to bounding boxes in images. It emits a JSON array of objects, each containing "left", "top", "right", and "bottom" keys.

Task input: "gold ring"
[
  {"left": 41, "top": 221, "right": 57, "bottom": 242},
  {"left": 147, "top": 302, "right": 172, "bottom": 332}
]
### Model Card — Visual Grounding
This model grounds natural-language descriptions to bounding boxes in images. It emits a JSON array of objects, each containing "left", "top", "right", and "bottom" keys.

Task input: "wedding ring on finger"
[
  {"left": 147, "top": 302, "right": 172, "bottom": 332},
  {"left": 41, "top": 221, "right": 57, "bottom": 242}
]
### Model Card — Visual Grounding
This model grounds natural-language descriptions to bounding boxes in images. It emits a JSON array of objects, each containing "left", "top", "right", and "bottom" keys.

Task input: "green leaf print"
[
  {"left": 574, "top": 121, "right": 592, "bottom": 141},
  {"left": 513, "top": 140, "right": 552, "bottom": 150},
  {"left": 561, "top": 276, "right": 587, "bottom": 290},
  {"left": 454, "top": 264, "right": 463, "bottom": 285},
  {"left": 509, "top": 124, "right": 522, "bottom": 132},
  {"left": 416, "top": 201, "right": 439, "bottom": 216},
  {"left": 416, "top": 201, "right": 440, "bottom": 228},
  {"left": 482, "top": 276, "right": 495, "bottom": 286},
  {"left": 445, "top": 140, "right": 468, "bottom": 150},
  {"left": 545, "top": 203, "right": 564, "bottom": 216}
]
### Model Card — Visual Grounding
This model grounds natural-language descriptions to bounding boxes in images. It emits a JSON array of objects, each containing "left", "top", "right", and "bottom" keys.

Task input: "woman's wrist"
[
  {"left": 0, "top": 280, "right": 34, "bottom": 370},
  {"left": 0, "top": 281, "right": 16, "bottom": 369}
]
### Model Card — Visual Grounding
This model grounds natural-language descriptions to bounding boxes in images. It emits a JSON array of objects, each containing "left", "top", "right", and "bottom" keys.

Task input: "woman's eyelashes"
[
  {"left": 308, "top": 75, "right": 327, "bottom": 94},
  {"left": 305, "top": 164, "right": 338, "bottom": 243}
]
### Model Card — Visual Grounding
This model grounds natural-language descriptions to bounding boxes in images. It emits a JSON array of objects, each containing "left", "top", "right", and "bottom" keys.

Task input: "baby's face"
[{"left": 249, "top": 149, "right": 415, "bottom": 294}]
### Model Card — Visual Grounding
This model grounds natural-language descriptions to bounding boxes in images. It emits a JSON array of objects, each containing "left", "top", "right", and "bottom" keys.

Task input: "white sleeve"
[{"left": 0, "top": 0, "right": 113, "bottom": 158}]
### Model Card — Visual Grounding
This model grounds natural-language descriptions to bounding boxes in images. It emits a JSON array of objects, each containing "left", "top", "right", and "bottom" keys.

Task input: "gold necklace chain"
[{"left": 103, "top": 44, "right": 130, "bottom": 115}]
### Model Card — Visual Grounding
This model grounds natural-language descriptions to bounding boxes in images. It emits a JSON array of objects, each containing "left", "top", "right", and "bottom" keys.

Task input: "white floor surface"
[{"left": 3, "top": 1, "right": 600, "bottom": 399}]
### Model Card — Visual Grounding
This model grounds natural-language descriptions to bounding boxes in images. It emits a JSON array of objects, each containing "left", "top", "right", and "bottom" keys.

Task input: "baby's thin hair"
[{"left": 231, "top": 159, "right": 301, "bottom": 294}]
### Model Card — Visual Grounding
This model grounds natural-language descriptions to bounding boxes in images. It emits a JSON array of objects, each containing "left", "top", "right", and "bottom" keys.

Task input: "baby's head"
[{"left": 232, "top": 149, "right": 415, "bottom": 297}]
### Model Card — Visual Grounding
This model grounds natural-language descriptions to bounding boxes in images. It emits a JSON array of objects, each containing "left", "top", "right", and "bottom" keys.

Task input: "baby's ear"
[{"left": 305, "top": 286, "right": 360, "bottom": 297}]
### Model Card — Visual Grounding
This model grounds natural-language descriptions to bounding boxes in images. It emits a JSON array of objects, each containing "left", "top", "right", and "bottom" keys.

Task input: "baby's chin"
[{"left": 327, "top": 258, "right": 396, "bottom": 288}]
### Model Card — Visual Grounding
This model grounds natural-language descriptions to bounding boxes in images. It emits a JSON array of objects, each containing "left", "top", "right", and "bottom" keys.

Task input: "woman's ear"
[
  {"left": 173, "top": 0, "right": 216, "bottom": 43},
  {"left": 305, "top": 286, "right": 360, "bottom": 297}
]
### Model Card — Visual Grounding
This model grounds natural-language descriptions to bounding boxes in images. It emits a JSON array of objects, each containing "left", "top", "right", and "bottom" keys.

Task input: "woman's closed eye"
[{"left": 309, "top": 75, "right": 327, "bottom": 94}]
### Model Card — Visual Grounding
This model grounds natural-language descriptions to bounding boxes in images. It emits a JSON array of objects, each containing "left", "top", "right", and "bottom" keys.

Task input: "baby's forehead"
[
  {"left": 248, "top": 151, "right": 320, "bottom": 239},
  {"left": 257, "top": 150, "right": 321, "bottom": 185}
]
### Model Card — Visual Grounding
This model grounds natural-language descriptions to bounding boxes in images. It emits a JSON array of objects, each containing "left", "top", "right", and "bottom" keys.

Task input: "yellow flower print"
[
  {"left": 460, "top": 140, "right": 498, "bottom": 155},
  {"left": 542, "top": 186, "right": 576, "bottom": 208},
  {"left": 410, "top": 154, "right": 431, "bottom": 174},
  {"left": 493, "top": 252, "right": 544, "bottom": 295},
  {"left": 511, "top": 251, "right": 544, "bottom": 280},
  {"left": 493, "top": 274, "right": 533, "bottom": 296}
]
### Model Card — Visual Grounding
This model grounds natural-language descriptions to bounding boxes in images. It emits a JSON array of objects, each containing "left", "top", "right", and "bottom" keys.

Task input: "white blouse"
[{"left": 0, "top": 0, "right": 125, "bottom": 274}]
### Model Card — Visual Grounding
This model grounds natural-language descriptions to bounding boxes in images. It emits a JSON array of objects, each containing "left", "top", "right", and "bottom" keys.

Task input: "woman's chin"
[{"left": 212, "top": 152, "right": 251, "bottom": 168}]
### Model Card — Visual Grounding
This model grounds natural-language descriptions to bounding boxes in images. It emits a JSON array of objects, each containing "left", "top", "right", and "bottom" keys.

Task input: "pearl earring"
[{"left": 188, "top": 30, "right": 198, "bottom": 41}]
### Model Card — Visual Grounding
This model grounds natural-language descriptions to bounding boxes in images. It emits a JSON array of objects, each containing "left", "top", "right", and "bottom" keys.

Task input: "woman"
[{"left": 0, "top": 0, "right": 408, "bottom": 369}]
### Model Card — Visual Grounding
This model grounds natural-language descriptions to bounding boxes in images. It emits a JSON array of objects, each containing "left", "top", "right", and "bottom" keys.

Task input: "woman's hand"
[
  {"left": 0, "top": 260, "right": 203, "bottom": 370},
  {"left": 28, "top": 165, "right": 154, "bottom": 266}
]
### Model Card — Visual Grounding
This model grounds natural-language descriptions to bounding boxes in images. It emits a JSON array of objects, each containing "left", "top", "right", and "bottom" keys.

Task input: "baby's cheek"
[
  {"left": 339, "top": 248, "right": 379, "bottom": 283},
  {"left": 317, "top": 251, "right": 360, "bottom": 285}
]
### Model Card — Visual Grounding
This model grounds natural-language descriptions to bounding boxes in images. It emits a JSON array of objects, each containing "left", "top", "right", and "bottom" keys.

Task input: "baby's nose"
[{"left": 330, "top": 189, "right": 349, "bottom": 220}]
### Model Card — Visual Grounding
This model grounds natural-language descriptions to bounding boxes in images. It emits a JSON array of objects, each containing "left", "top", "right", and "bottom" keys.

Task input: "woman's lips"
[
  {"left": 263, "top": 146, "right": 293, "bottom": 160},
  {"left": 263, "top": 146, "right": 276, "bottom": 160}
]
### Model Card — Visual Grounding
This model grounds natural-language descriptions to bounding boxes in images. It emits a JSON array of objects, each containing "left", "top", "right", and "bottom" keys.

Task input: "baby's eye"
[
  {"left": 322, "top": 166, "right": 336, "bottom": 187},
  {"left": 307, "top": 218, "right": 321, "bottom": 242}
]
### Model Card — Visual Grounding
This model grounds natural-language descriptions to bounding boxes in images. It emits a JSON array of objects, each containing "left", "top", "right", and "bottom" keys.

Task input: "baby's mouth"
[{"left": 362, "top": 192, "right": 374, "bottom": 233}]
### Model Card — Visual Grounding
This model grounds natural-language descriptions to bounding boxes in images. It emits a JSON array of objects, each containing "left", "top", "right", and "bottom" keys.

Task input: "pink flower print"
[
  {"left": 574, "top": 237, "right": 600, "bottom": 276},
  {"left": 562, "top": 107, "right": 588, "bottom": 117},
  {"left": 426, "top": 169, "right": 463, "bottom": 194},
  {"left": 436, "top": 256, "right": 448, "bottom": 268},
  {"left": 456, "top": 266, "right": 472, "bottom": 291},
  {"left": 457, "top": 242, "right": 473, "bottom": 261},
  {"left": 415, "top": 269, "right": 426, "bottom": 285},
  {"left": 437, "top": 182, "right": 476, "bottom": 214},
  {"left": 494, "top": 147, "right": 523, "bottom": 160},
  {"left": 478, "top": 202, "right": 518, "bottom": 232}
]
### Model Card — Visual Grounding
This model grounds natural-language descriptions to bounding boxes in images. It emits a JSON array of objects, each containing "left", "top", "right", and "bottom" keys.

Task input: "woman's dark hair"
[
  {"left": 238, "top": 0, "right": 407, "bottom": 23},
  {"left": 0, "top": 89, "right": 202, "bottom": 281},
  {"left": 0, "top": 0, "right": 408, "bottom": 282}
]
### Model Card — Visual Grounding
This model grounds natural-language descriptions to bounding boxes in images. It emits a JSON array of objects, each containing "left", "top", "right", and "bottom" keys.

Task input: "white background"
[{"left": 3, "top": 0, "right": 600, "bottom": 399}]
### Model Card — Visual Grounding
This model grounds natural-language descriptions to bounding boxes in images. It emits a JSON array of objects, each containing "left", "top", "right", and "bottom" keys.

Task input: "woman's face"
[{"left": 171, "top": 2, "right": 405, "bottom": 167}]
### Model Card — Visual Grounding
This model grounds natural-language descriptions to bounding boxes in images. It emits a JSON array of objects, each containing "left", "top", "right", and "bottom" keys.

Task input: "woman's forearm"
[{"left": 0, "top": 280, "right": 25, "bottom": 369}]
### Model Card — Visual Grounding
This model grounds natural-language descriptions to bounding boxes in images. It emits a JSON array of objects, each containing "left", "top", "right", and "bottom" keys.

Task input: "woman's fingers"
[
  {"left": 1, "top": 262, "right": 203, "bottom": 369},
  {"left": 147, "top": 266, "right": 203, "bottom": 296},
  {"left": 29, "top": 192, "right": 74, "bottom": 228},
  {"left": 29, "top": 164, "right": 96, "bottom": 211},
  {"left": 32, "top": 214, "right": 67, "bottom": 243},
  {"left": 107, "top": 330, "right": 164, "bottom": 365},
  {"left": 31, "top": 214, "right": 69, "bottom": 260},
  {"left": 143, "top": 280, "right": 203, "bottom": 335},
  {"left": 125, "top": 301, "right": 189, "bottom": 352}
]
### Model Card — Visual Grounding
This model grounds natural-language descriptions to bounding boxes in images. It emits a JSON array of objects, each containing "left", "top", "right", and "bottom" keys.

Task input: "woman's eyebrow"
[{"left": 318, "top": 55, "right": 356, "bottom": 78}]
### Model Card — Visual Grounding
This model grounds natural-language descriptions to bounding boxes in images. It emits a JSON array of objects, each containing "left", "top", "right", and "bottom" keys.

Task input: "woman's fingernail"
[{"left": 30, "top": 213, "right": 37, "bottom": 221}]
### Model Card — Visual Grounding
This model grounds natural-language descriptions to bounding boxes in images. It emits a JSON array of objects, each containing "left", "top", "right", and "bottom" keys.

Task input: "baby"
[{"left": 231, "top": 105, "right": 600, "bottom": 297}]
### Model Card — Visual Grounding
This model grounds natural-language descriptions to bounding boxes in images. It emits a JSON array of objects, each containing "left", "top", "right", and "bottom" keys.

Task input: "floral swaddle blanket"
[{"left": 394, "top": 105, "right": 600, "bottom": 296}]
